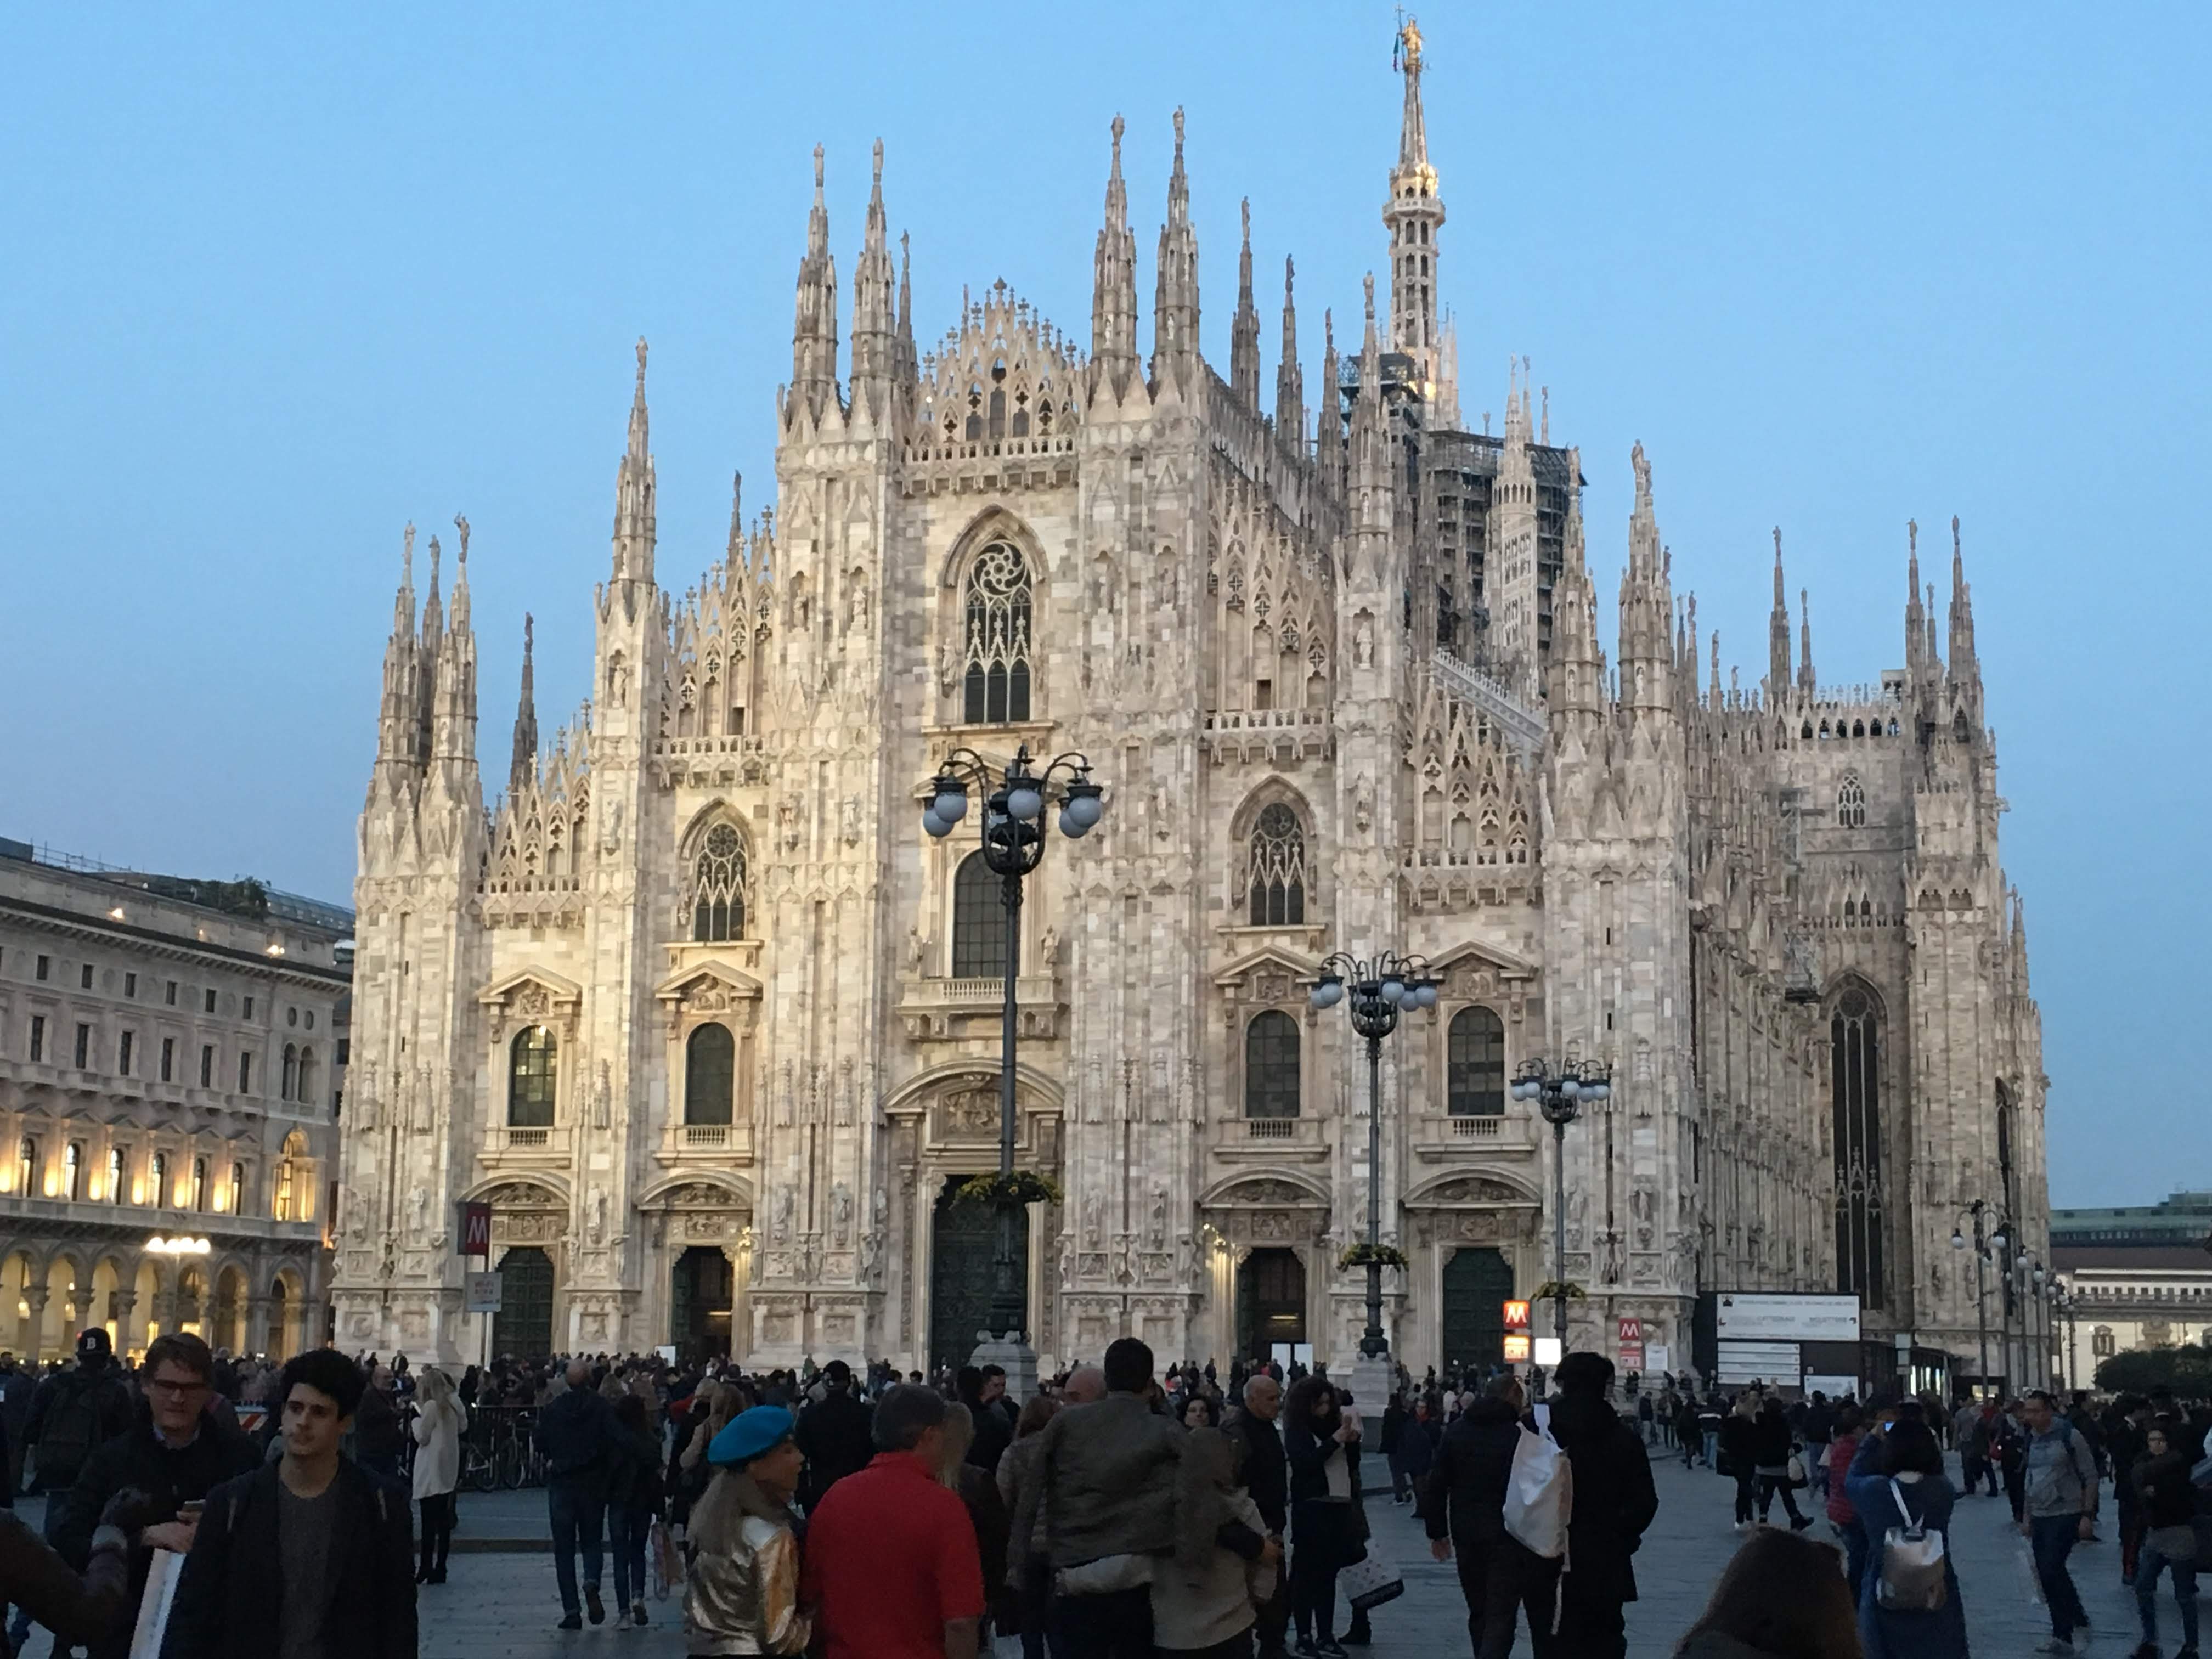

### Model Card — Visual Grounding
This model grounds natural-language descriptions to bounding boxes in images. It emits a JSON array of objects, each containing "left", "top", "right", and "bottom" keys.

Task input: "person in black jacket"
[
  {"left": 1283, "top": 1375, "right": 1359, "bottom": 1659},
  {"left": 1418, "top": 1374, "right": 1550, "bottom": 1659},
  {"left": 1751, "top": 1397, "right": 1813, "bottom": 1530},
  {"left": 795, "top": 1359, "right": 875, "bottom": 1511},
  {"left": 604, "top": 1392, "right": 663, "bottom": 1630},
  {"left": 49, "top": 1334, "right": 259, "bottom": 1659},
  {"left": 1717, "top": 1392, "right": 1761, "bottom": 1528},
  {"left": 1227, "top": 1373, "right": 1291, "bottom": 1659},
  {"left": 161, "top": 1349, "right": 416, "bottom": 1659},
  {"left": 1542, "top": 1351, "right": 1657, "bottom": 1659},
  {"left": 536, "top": 1358, "right": 615, "bottom": 1629},
  {"left": 2131, "top": 1420, "right": 2201, "bottom": 1657}
]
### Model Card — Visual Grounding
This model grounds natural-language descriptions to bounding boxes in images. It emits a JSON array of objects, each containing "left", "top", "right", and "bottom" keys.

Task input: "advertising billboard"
[{"left": 1714, "top": 1293, "right": 1861, "bottom": 1342}]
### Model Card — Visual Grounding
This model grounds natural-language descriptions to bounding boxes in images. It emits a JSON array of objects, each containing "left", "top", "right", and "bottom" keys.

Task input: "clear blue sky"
[{"left": 3, "top": 5, "right": 2204, "bottom": 1206}]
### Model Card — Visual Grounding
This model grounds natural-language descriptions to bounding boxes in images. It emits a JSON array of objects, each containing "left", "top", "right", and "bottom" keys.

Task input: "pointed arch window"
[
  {"left": 1837, "top": 775, "right": 1866, "bottom": 827},
  {"left": 685, "top": 1023, "right": 735, "bottom": 1126},
  {"left": 1447, "top": 1006, "right": 1506, "bottom": 1117},
  {"left": 1248, "top": 804, "right": 1307, "bottom": 926},
  {"left": 1244, "top": 1010, "right": 1301, "bottom": 1119},
  {"left": 951, "top": 852, "right": 1008, "bottom": 978},
  {"left": 961, "top": 540, "right": 1034, "bottom": 724},
  {"left": 690, "top": 823, "right": 749, "bottom": 942},
  {"left": 508, "top": 1025, "right": 558, "bottom": 1128},
  {"left": 1830, "top": 984, "right": 1884, "bottom": 1305},
  {"left": 1997, "top": 1082, "right": 2018, "bottom": 1221},
  {"left": 281, "top": 1045, "right": 298, "bottom": 1101},
  {"left": 149, "top": 1150, "right": 168, "bottom": 1207}
]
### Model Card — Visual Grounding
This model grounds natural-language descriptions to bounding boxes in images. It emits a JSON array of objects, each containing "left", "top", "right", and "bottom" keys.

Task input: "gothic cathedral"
[{"left": 334, "top": 28, "right": 2048, "bottom": 1381}]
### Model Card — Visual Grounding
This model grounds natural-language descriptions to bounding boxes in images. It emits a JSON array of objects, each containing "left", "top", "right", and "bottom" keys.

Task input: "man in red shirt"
[{"left": 803, "top": 1383, "right": 984, "bottom": 1659}]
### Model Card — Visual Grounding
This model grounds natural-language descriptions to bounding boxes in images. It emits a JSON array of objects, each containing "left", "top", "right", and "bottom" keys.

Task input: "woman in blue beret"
[{"left": 684, "top": 1404, "right": 809, "bottom": 1655}]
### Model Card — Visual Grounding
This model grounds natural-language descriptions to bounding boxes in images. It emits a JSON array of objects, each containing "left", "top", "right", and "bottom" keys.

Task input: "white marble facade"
[{"left": 334, "top": 29, "right": 2047, "bottom": 1381}]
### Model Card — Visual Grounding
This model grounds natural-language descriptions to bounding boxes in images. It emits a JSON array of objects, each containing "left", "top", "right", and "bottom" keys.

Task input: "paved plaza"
[{"left": 12, "top": 1447, "right": 2168, "bottom": 1656}]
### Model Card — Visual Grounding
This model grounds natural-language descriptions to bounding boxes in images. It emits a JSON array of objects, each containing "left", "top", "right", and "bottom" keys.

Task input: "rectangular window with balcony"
[
  {"left": 29, "top": 1015, "right": 44, "bottom": 1063},
  {"left": 16, "top": 1137, "right": 37, "bottom": 1196},
  {"left": 238, "top": 1051, "right": 253, "bottom": 1093},
  {"left": 200, "top": 1045, "right": 214, "bottom": 1087},
  {"left": 119, "top": 1031, "right": 133, "bottom": 1076},
  {"left": 161, "top": 1036, "right": 174, "bottom": 1082},
  {"left": 107, "top": 1147, "right": 126, "bottom": 1204},
  {"left": 65, "top": 1141, "right": 84, "bottom": 1201},
  {"left": 74, "top": 1024, "right": 90, "bottom": 1069}
]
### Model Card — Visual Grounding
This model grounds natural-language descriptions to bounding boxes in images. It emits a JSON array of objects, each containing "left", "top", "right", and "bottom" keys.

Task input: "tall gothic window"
[
  {"left": 685, "top": 1024, "right": 735, "bottom": 1126},
  {"left": 1997, "top": 1083, "right": 2018, "bottom": 1220},
  {"left": 951, "top": 852, "right": 1008, "bottom": 978},
  {"left": 1830, "top": 984, "right": 1884, "bottom": 1305},
  {"left": 1244, "top": 1011, "right": 1301, "bottom": 1119},
  {"left": 149, "top": 1150, "right": 167, "bottom": 1207},
  {"left": 961, "top": 540, "right": 1034, "bottom": 724},
  {"left": 1248, "top": 804, "right": 1307, "bottom": 927},
  {"left": 691, "top": 823, "right": 748, "bottom": 942},
  {"left": 282, "top": 1045, "right": 298, "bottom": 1101},
  {"left": 508, "top": 1025, "right": 558, "bottom": 1127},
  {"left": 1837, "top": 775, "right": 1867, "bottom": 828},
  {"left": 1447, "top": 1006, "right": 1506, "bottom": 1117}
]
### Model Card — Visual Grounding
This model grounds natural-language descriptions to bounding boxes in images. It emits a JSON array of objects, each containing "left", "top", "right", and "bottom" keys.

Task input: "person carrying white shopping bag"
[{"left": 1515, "top": 1353, "right": 1657, "bottom": 1659}]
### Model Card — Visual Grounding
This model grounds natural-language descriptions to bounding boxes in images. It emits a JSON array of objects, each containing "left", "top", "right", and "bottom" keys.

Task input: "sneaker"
[
  {"left": 557, "top": 1613, "right": 583, "bottom": 1632},
  {"left": 1790, "top": 1515, "right": 1815, "bottom": 1532},
  {"left": 614, "top": 1611, "right": 633, "bottom": 1632},
  {"left": 1316, "top": 1642, "right": 1351, "bottom": 1659},
  {"left": 2034, "top": 1640, "right": 2074, "bottom": 1656},
  {"left": 584, "top": 1587, "right": 606, "bottom": 1626},
  {"left": 631, "top": 1602, "right": 648, "bottom": 1627},
  {"left": 2130, "top": 1643, "right": 2160, "bottom": 1659}
]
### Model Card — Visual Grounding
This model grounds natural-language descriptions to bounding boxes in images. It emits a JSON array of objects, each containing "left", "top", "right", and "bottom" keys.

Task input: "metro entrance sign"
[
  {"left": 461, "top": 1202, "right": 492, "bottom": 1259},
  {"left": 1618, "top": 1316, "right": 1646, "bottom": 1371}
]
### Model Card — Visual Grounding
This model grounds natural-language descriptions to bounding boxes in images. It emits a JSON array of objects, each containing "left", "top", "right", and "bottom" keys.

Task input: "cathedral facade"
[{"left": 333, "top": 29, "right": 2049, "bottom": 1386}]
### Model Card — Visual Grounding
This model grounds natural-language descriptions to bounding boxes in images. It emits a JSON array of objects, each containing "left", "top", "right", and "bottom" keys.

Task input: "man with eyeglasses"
[{"left": 48, "top": 1332, "right": 258, "bottom": 1659}]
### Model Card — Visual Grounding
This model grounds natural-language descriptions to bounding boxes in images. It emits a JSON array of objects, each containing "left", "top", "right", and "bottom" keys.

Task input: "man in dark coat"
[
  {"left": 161, "top": 1349, "right": 415, "bottom": 1659},
  {"left": 1540, "top": 1352, "right": 1657, "bottom": 1659},
  {"left": 1224, "top": 1372, "right": 1290, "bottom": 1659},
  {"left": 50, "top": 1335, "right": 259, "bottom": 1659},
  {"left": 795, "top": 1358, "right": 876, "bottom": 1510},
  {"left": 537, "top": 1358, "right": 616, "bottom": 1628},
  {"left": 1419, "top": 1374, "right": 1550, "bottom": 1659}
]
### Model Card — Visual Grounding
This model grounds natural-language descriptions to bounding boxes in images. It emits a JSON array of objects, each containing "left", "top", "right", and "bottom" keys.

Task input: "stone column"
[
  {"left": 300, "top": 1299, "right": 326, "bottom": 1355},
  {"left": 69, "top": 1290, "right": 97, "bottom": 1342},
  {"left": 111, "top": 1291, "right": 139, "bottom": 1359},
  {"left": 245, "top": 1296, "right": 272, "bottom": 1356},
  {"left": 20, "top": 1288, "right": 49, "bottom": 1365}
]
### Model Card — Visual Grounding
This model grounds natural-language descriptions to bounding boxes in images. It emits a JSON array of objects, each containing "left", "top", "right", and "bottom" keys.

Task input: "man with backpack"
[
  {"left": 2021, "top": 1389, "right": 2101, "bottom": 1655},
  {"left": 1418, "top": 1373, "right": 1549, "bottom": 1659},
  {"left": 1537, "top": 1352, "right": 1657, "bottom": 1659},
  {"left": 21, "top": 1332, "right": 133, "bottom": 1498}
]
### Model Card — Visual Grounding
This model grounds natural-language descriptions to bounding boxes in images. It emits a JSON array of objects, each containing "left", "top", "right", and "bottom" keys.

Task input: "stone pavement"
[{"left": 10, "top": 1451, "right": 2169, "bottom": 1657}]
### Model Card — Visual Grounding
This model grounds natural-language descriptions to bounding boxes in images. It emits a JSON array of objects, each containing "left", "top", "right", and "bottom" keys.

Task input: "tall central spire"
[
  {"left": 1152, "top": 108, "right": 1200, "bottom": 385},
  {"left": 612, "top": 338, "right": 656, "bottom": 585},
  {"left": 510, "top": 613, "right": 538, "bottom": 798},
  {"left": 1384, "top": 16, "right": 1446, "bottom": 385},
  {"left": 1276, "top": 255, "right": 1304, "bottom": 442},
  {"left": 1088, "top": 115, "right": 1140, "bottom": 391},
  {"left": 1229, "top": 198, "right": 1261, "bottom": 410},
  {"left": 788, "top": 145, "right": 840, "bottom": 417},
  {"left": 850, "top": 139, "right": 898, "bottom": 388}
]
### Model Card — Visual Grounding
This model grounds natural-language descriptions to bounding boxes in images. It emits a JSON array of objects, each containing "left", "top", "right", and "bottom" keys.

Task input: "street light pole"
[
  {"left": 923, "top": 744, "right": 1104, "bottom": 1391},
  {"left": 1311, "top": 952, "right": 1437, "bottom": 1369},
  {"left": 1511, "top": 1058, "right": 1613, "bottom": 1347},
  {"left": 1951, "top": 1199, "right": 1997, "bottom": 1398}
]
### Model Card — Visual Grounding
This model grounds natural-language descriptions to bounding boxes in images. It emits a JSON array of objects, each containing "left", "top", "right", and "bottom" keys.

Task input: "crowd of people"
[{"left": 2, "top": 1325, "right": 2210, "bottom": 1659}]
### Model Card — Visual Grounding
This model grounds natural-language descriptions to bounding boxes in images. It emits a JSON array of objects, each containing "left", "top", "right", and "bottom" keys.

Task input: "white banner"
[
  {"left": 1716, "top": 1339, "right": 1802, "bottom": 1386},
  {"left": 1714, "top": 1293, "right": 1861, "bottom": 1342}
]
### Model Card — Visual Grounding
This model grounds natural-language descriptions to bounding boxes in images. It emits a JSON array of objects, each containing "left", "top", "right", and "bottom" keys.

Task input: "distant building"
[
  {"left": 0, "top": 838, "right": 352, "bottom": 1362},
  {"left": 2051, "top": 1189, "right": 2212, "bottom": 1385}
]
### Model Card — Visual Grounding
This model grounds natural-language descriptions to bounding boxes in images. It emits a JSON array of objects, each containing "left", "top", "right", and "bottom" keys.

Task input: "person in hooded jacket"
[
  {"left": 1670, "top": 1525, "right": 1863, "bottom": 1659},
  {"left": 1843, "top": 1415, "right": 1967, "bottom": 1659},
  {"left": 1753, "top": 1397, "right": 1814, "bottom": 1530},
  {"left": 1417, "top": 1373, "right": 1551, "bottom": 1659},
  {"left": 1539, "top": 1352, "right": 1658, "bottom": 1659}
]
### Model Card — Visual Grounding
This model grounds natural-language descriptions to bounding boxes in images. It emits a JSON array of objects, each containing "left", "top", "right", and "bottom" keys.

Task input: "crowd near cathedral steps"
[{"left": 331, "top": 26, "right": 2047, "bottom": 1385}]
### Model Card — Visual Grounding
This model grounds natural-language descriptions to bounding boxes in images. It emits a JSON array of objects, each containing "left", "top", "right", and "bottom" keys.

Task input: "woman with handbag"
[
  {"left": 1754, "top": 1397, "right": 1815, "bottom": 1531},
  {"left": 1283, "top": 1376, "right": 1359, "bottom": 1659},
  {"left": 410, "top": 1364, "right": 467, "bottom": 1585},
  {"left": 1842, "top": 1415, "right": 1968, "bottom": 1658}
]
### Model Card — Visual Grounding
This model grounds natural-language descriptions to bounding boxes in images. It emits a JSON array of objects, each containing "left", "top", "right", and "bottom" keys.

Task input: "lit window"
[
  {"left": 190, "top": 1156, "right": 207, "bottom": 1211},
  {"left": 15, "top": 1137, "right": 36, "bottom": 1195},
  {"left": 65, "top": 1141, "right": 83, "bottom": 1201},
  {"left": 150, "top": 1151, "right": 168, "bottom": 1207},
  {"left": 106, "top": 1146, "right": 126, "bottom": 1204}
]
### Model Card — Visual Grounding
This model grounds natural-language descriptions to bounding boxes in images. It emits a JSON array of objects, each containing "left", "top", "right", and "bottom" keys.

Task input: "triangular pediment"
[
  {"left": 1213, "top": 943, "right": 1323, "bottom": 992},
  {"left": 475, "top": 967, "right": 584, "bottom": 1009},
  {"left": 653, "top": 957, "right": 763, "bottom": 1004},
  {"left": 1426, "top": 938, "right": 1539, "bottom": 981}
]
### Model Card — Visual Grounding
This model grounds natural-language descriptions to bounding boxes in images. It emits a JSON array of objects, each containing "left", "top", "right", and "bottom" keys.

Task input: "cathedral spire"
[
  {"left": 895, "top": 231, "right": 918, "bottom": 382},
  {"left": 1384, "top": 15, "right": 1445, "bottom": 383},
  {"left": 415, "top": 532, "right": 444, "bottom": 768},
  {"left": 1768, "top": 526, "right": 1792, "bottom": 700},
  {"left": 1797, "top": 587, "right": 1816, "bottom": 696},
  {"left": 1315, "top": 308, "right": 1341, "bottom": 483},
  {"left": 1152, "top": 108, "right": 1200, "bottom": 383},
  {"left": 1089, "top": 115, "right": 1140, "bottom": 388},
  {"left": 1617, "top": 441, "right": 1674, "bottom": 716},
  {"left": 1904, "top": 518, "right": 1929, "bottom": 685},
  {"left": 788, "top": 145, "right": 840, "bottom": 417},
  {"left": 1709, "top": 628, "right": 1724, "bottom": 713},
  {"left": 429, "top": 516, "right": 479, "bottom": 789},
  {"left": 1546, "top": 448, "right": 1604, "bottom": 730},
  {"left": 850, "top": 139, "right": 898, "bottom": 389},
  {"left": 510, "top": 612, "right": 538, "bottom": 798},
  {"left": 612, "top": 338, "right": 657, "bottom": 585},
  {"left": 1229, "top": 198, "right": 1261, "bottom": 410},
  {"left": 1948, "top": 513, "right": 1980, "bottom": 698},
  {"left": 1275, "top": 255, "right": 1304, "bottom": 442},
  {"left": 375, "top": 523, "right": 422, "bottom": 780}
]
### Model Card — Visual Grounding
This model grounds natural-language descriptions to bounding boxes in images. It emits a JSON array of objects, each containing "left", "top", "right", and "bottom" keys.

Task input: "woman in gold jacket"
[{"left": 683, "top": 1404, "right": 809, "bottom": 1656}]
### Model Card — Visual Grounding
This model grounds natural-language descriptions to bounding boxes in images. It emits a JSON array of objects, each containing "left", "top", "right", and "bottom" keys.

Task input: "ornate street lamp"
[
  {"left": 1310, "top": 952, "right": 1437, "bottom": 1364},
  {"left": 1511, "top": 1056, "right": 1613, "bottom": 1345},
  {"left": 922, "top": 743, "right": 1103, "bottom": 1379},
  {"left": 1949, "top": 1200, "right": 2008, "bottom": 1398}
]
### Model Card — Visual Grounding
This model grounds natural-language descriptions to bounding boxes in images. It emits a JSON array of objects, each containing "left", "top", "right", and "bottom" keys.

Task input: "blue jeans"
[
  {"left": 1838, "top": 1519, "right": 1869, "bottom": 1604},
  {"left": 2029, "top": 1514, "right": 2090, "bottom": 1639},
  {"left": 548, "top": 1480, "right": 606, "bottom": 1615},
  {"left": 1702, "top": 1430, "right": 1719, "bottom": 1468},
  {"left": 2137, "top": 1534, "right": 2201, "bottom": 1650}
]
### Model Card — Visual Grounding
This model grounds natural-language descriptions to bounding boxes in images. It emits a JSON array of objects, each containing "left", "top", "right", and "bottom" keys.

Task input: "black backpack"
[{"left": 36, "top": 1373, "right": 117, "bottom": 1486}]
